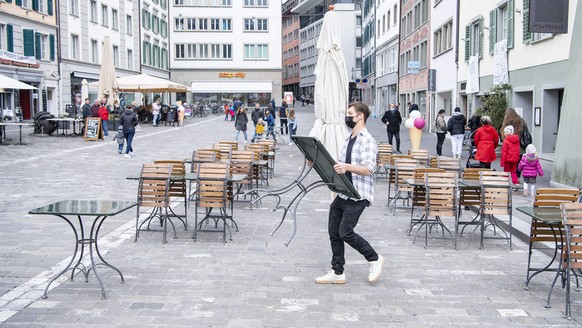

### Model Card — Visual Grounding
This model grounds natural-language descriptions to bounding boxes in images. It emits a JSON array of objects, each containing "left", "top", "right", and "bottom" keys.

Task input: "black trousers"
[
  {"left": 387, "top": 131, "right": 401, "bottom": 151},
  {"left": 436, "top": 133, "right": 446, "bottom": 156},
  {"left": 480, "top": 161, "right": 491, "bottom": 168},
  {"left": 328, "top": 196, "right": 378, "bottom": 275},
  {"left": 280, "top": 118, "right": 288, "bottom": 134}
]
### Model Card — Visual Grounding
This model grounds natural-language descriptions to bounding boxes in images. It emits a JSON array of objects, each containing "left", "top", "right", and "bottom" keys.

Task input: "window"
[
  {"left": 143, "top": 40, "right": 151, "bottom": 64},
  {"left": 222, "top": 18, "right": 232, "bottom": 31},
  {"left": 101, "top": 5, "right": 108, "bottom": 27},
  {"left": 127, "top": 49, "right": 133, "bottom": 70},
  {"left": 187, "top": 44, "right": 196, "bottom": 58},
  {"left": 210, "top": 18, "right": 220, "bottom": 31},
  {"left": 433, "top": 19, "right": 453, "bottom": 57},
  {"left": 142, "top": 7, "right": 151, "bottom": 29},
  {"left": 244, "top": 44, "right": 255, "bottom": 59},
  {"left": 38, "top": 34, "right": 48, "bottom": 60},
  {"left": 244, "top": 19, "right": 254, "bottom": 31},
  {"left": 420, "top": 40, "right": 428, "bottom": 68},
  {"left": 257, "top": 19, "right": 268, "bottom": 31},
  {"left": 488, "top": 0, "right": 514, "bottom": 54},
  {"left": 175, "top": 44, "right": 185, "bottom": 59},
  {"left": 244, "top": 0, "right": 254, "bottom": 5},
  {"left": 161, "top": 18, "right": 168, "bottom": 37},
  {"left": 175, "top": 18, "right": 184, "bottom": 30},
  {"left": 198, "top": 18, "right": 208, "bottom": 30},
  {"left": 257, "top": 0, "right": 267, "bottom": 6},
  {"left": 153, "top": 14, "right": 160, "bottom": 34},
  {"left": 113, "top": 45, "right": 119, "bottom": 67},
  {"left": 222, "top": 44, "right": 232, "bottom": 59},
  {"left": 69, "top": 0, "right": 78, "bottom": 16},
  {"left": 199, "top": 44, "right": 208, "bottom": 58},
  {"left": 90, "top": 1, "right": 97, "bottom": 23},
  {"left": 187, "top": 18, "right": 195, "bottom": 30},
  {"left": 421, "top": 0, "right": 429, "bottom": 24},
  {"left": 0, "top": 25, "right": 4, "bottom": 51},
  {"left": 127, "top": 15, "right": 133, "bottom": 35},
  {"left": 211, "top": 44, "right": 220, "bottom": 59},
  {"left": 38, "top": 0, "right": 46, "bottom": 14},
  {"left": 222, "top": 0, "right": 231, "bottom": 5},
  {"left": 91, "top": 39, "right": 98, "bottom": 63},
  {"left": 257, "top": 44, "right": 267, "bottom": 59},
  {"left": 112, "top": 9, "right": 119, "bottom": 30},
  {"left": 70, "top": 34, "right": 79, "bottom": 60},
  {"left": 465, "top": 18, "right": 483, "bottom": 60}
]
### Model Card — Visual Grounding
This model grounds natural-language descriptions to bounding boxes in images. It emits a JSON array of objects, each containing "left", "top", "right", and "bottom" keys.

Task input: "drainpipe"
[
  {"left": 396, "top": 0, "right": 402, "bottom": 104},
  {"left": 56, "top": 0, "right": 62, "bottom": 114},
  {"left": 454, "top": 0, "right": 460, "bottom": 110}
]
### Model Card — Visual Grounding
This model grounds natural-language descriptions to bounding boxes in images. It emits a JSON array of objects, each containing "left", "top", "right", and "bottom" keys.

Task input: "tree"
[{"left": 476, "top": 83, "right": 512, "bottom": 132}]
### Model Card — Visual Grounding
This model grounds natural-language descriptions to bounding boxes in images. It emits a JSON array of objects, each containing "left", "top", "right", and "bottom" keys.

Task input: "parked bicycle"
[{"left": 183, "top": 102, "right": 194, "bottom": 120}]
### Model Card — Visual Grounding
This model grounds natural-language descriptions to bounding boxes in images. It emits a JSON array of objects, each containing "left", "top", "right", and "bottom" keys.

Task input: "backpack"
[{"left": 520, "top": 124, "right": 532, "bottom": 149}]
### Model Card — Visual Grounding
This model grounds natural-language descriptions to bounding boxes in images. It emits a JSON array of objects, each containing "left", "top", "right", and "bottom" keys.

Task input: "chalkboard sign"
[{"left": 84, "top": 117, "right": 101, "bottom": 141}]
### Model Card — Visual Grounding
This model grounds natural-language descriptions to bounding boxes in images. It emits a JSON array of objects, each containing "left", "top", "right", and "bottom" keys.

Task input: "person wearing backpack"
[
  {"left": 434, "top": 109, "right": 448, "bottom": 156},
  {"left": 279, "top": 100, "right": 289, "bottom": 135},
  {"left": 501, "top": 108, "right": 531, "bottom": 176}
]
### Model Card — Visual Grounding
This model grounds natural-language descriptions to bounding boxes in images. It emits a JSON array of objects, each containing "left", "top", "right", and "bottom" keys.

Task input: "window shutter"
[
  {"left": 507, "top": 0, "right": 515, "bottom": 49},
  {"left": 47, "top": 0, "right": 53, "bottom": 16},
  {"left": 478, "top": 17, "right": 484, "bottom": 59},
  {"left": 35, "top": 32, "right": 41, "bottom": 60},
  {"left": 489, "top": 9, "right": 497, "bottom": 55},
  {"left": 15, "top": 0, "right": 22, "bottom": 6},
  {"left": 6, "top": 0, "right": 12, "bottom": 3},
  {"left": 7, "top": 25, "right": 14, "bottom": 52},
  {"left": 464, "top": 24, "right": 470, "bottom": 61},
  {"left": 49, "top": 34, "right": 55, "bottom": 61},
  {"left": 32, "top": 0, "right": 39, "bottom": 11},
  {"left": 23, "top": 29, "right": 35, "bottom": 56},
  {"left": 522, "top": 0, "right": 531, "bottom": 43},
  {"left": 142, "top": 9, "right": 146, "bottom": 28}
]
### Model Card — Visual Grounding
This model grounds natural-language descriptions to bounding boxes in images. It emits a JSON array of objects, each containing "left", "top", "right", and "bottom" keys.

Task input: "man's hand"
[{"left": 334, "top": 163, "right": 350, "bottom": 174}]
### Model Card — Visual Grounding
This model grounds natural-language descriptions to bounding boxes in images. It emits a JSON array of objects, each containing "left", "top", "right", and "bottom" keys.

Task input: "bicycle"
[
  {"left": 210, "top": 103, "right": 222, "bottom": 116},
  {"left": 183, "top": 103, "right": 194, "bottom": 120}
]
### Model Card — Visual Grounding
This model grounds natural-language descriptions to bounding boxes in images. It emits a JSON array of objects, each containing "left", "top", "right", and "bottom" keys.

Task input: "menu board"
[{"left": 84, "top": 117, "right": 101, "bottom": 141}]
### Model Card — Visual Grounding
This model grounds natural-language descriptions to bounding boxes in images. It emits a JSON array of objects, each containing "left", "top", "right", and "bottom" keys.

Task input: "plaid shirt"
[{"left": 338, "top": 128, "right": 377, "bottom": 204}]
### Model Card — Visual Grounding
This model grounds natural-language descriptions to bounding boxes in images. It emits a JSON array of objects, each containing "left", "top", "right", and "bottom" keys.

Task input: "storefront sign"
[
  {"left": 218, "top": 72, "right": 246, "bottom": 79},
  {"left": 0, "top": 49, "right": 40, "bottom": 69}
]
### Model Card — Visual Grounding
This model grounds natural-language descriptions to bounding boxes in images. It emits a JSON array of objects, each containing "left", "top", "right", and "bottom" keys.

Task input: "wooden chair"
[
  {"left": 429, "top": 156, "right": 439, "bottom": 168},
  {"left": 408, "top": 149, "right": 430, "bottom": 165},
  {"left": 213, "top": 143, "right": 233, "bottom": 163},
  {"left": 478, "top": 171, "right": 512, "bottom": 250},
  {"left": 193, "top": 162, "right": 231, "bottom": 243},
  {"left": 458, "top": 168, "right": 492, "bottom": 236},
  {"left": 437, "top": 156, "right": 461, "bottom": 172},
  {"left": 525, "top": 188, "right": 580, "bottom": 289},
  {"left": 217, "top": 141, "right": 239, "bottom": 151},
  {"left": 258, "top": 139, "right": 277, "bottom": 176},
  {"left": 135, "top": 164, "right": 173, "bottom": 243},
  {"left": 246, "top": 143, "right": 270, "bottom": 187},
  {"left": 390, "top": 158, "right": 419, "bottom": 212},
  {"left": 153, "top": 160, "right": 189, "bottom": 229},
  {"left": 560, "top": 203, "right": 582, "bottom": 320},
  {"left": 376, "top": 143, "right": 393, "bottom": 179},
  {"left": 413, "top": 172, "right": 459, "bottom": 249},
  {"left": 386, "top": 154, "right": 413, "bottom": 205},
  {"left": 230, "top": 150, "right": 255, "bottom": 203},
  {"left": 408, "top": 168, "right": 446, "bottom": 236}
]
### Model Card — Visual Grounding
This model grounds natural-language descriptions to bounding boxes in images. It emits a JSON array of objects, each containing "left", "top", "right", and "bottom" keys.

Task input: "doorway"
[
  {"left": 19, "top": 90, "right": 31, "bottom": 120},
  {"left": 541, "top": 88, "right": 563, "bottom": 154},
  {"left": 513, "top": 91, "right": 533, "bottom": 131}
]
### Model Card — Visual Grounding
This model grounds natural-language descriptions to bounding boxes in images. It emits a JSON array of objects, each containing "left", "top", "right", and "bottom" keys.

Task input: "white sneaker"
[
  {"left": 315, "top": 271, "right": 346, "bottom": 284},
  {"left": 288, "top": 142, "right": 293, "bottom": 146},
  {"left": 368, "top": 255, "right": 385, "bottom": 283},
  {"left": 244, "top": 140, "right": 247, "bottom": 144},
  {"left": 129, "top": 151, "right": 134, "bottom": 156},
  {"left": 124, "top": 154, "right": 130, "bottom": 158}
]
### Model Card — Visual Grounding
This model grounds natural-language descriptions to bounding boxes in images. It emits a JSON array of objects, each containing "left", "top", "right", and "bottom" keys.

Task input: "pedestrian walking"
[
  {"left": 473, "top": 116, "right": 498, "bottom": 168},
  {"left": 300, "top": 94, "right": 305, "bottom": 107},
  {"left": 264, "top": 109, "right": 275, "bottom": 140},
  {"left": 253, "top": 118, "right": 266, "bottom": 142},
  {"left": 288, "top": 108, "right": 297, "bottom": 145},
  {"left": 447, "top": 107, "right": 467, "bottom": 158},
  {"left": 81, "top": 98, "right": 92, "bottom": 135},
  {"left": 434, "top": 109, "right": 448, "bottom": 156},
  {"left": 98, "top": 98, "right": 110, "bottom": 138},
  {"left": 500, "top": 125, "right": 521, "bottom": 185},
  {"left": 176, "top": 100, "right": 185, "bottom": 126},
  {"left": 234, "top": 106, "right": 249, "bottom": 143},
  {"left": 279, "top": 101, "right": 289, "bottom": 135},
  {"left": 152, "top": 99, "right": 161, "bottom": 126},
  {"left": 518, "top": 144, "right": 544, "bottom": 197},
  {"left": 119, "top": 105, "right": 138, "bottom": 158},
  {"left": 315, "top": 102, "right": 384, "bottom": 285},
  {"left": 380, "top": 103, "right": 402, "bottom": 153},
  {"left": 113, "top": 126, "right": 125, "bottom": 154}
]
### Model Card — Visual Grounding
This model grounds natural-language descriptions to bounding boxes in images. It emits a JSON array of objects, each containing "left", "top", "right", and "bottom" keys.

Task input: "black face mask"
[{"left": 345, "top": 116, "right": 357, "bottom": 129}]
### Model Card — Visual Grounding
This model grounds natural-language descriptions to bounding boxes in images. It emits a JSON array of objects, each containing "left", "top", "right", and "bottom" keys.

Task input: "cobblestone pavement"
[{"left": 0, "top": 107, "right": 579, "bottom": 327}]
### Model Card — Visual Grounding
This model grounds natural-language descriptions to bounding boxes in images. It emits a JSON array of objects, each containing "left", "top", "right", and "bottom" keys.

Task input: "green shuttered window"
[
  {"left": 7, "top": 25, "right": 14, "bottom": 52},
  {"left": 35, "top": 32, "right": 41, "bottom": 60},
  {"left": 489, "top": 9, "right": 497, "bottom": 55},
  {"left": 23, "top": 29, "right": 35, "bottom": 57},
  {"left": 48, "top": 0, "right": 54, "bottom": 16},
  {"left": 49, "top": 34, "right": 55, "bottom": 61}
]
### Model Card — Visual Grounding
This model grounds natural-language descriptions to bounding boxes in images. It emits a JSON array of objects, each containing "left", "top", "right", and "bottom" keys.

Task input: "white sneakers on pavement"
[
  {"left": 124, "top": 154, "right": 130, "bottom": 158},
  {"left": 368, "top": 255, "right": 385, "bottom": 283},
  {"left": 315, "top": 271, "right": 346, "bottom": 284}
]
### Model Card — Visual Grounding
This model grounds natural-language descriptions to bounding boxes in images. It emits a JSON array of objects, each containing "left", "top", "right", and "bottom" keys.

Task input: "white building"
[
  {"left": 59, "top": 0, "right": 140, "bottom": 110},
  {"left": 360, "top": 0, "right": 374, "bottom": 112},
  {"left": 374, "top": 0, "right": 399, "bottom": 117},
  {"left": 140, "top": 0, "right": 170, "bottom": 79},
  {"left": 292, "top": 1, "right": 360, "bottom": 105},
  {"left": 170, "top": 0, "right": 282, "bottom": 108},
  {"left": 430, "top": 0, "right": 456, "bottom": 119},
  {"left": 457, "top": 0, "right": 578, "bottom": 155}
]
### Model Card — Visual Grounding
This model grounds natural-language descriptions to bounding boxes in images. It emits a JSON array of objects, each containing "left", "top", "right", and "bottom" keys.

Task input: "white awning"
[{"left": 191, "top": 81, "right": 272, "bottom": 93}]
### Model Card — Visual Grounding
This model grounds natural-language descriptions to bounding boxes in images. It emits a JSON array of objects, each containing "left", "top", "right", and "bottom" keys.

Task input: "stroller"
[{"left": 464, "top": 130, "right": 480, "bottom": 168}]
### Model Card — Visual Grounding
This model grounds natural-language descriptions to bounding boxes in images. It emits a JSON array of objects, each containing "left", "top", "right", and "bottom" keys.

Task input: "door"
[
  {"left": 19, "top": 90, "right": 31, "bottom": 120},
  {"left": 541, "top": 88, "right": 563, "bottom": 154}
]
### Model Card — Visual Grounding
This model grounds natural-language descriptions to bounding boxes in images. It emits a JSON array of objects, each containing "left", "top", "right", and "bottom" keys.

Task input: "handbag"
[{"left": 520, "top": 124, "right": 532, "bottom": 149}]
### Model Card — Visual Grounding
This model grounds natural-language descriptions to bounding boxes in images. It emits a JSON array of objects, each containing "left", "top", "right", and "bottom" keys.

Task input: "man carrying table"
[{"left": 315, "top": 102, "right": 384, "bottom": 284}]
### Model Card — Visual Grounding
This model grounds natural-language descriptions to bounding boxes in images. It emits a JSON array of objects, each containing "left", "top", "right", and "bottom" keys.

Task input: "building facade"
[
  {"left": 292, "top": 0, "right": 361, "bottom": 106},
  {"left": 374, "top": 0, "right": 399, "bottom": 117},
  {"left": 429, "top": 0, "right": 456, "bottom": 120},
  {"left": 360, "top": 0, "right": 375, "bottom": 112},
  {"left": 398, "top": 0, "right": 430, "bottom": 119},
  {"left": 0, "top": 0, "right": 59, "bottom": 119},
  {"left": 170, "top": 0, "right": 282, "bottom": 108},
  {"left": 140, "top": 0, "right": 170, "bottom": 79},
  {"left": 58, "top": 0, "right": 140, "bottom": 111},
  {"left": 457, "top": 0, "right": 578, "bottom": 156},
  {"left": 282, "top": 0, "right": 301, "bottom": 102}
]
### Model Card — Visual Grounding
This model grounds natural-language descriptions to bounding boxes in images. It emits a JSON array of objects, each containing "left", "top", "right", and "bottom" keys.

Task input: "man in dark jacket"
[
  {"left": 119, "top": 105, "right": 138, "bottom": 158},
  {"left": 408, "top": 102, "right": 419, "bottom": 114},
  {"left": 380, "top": 103, "right": 403, "bottom": 153},
  {"left": 90, "top": 100, "right": 100, "bottom": 117},
  {"left": 447, "top": 107, "right": 467, "bottom": 158},
  {"left": 81, "top": 98, "right": 92, "bottom": 134}
]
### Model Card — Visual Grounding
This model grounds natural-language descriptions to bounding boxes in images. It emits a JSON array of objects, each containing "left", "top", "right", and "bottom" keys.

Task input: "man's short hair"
[
  {"left": 85, "top": 98, "right": 90, "bottom": 102},
  {"left": 349, "top": 102, "right": 370, "bottom": 122}
]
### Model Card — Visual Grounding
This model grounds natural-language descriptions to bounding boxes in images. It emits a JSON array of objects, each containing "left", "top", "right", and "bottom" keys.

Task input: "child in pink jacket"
[{"left": 518, "top": 144, "right": 544, "bottom": 197}]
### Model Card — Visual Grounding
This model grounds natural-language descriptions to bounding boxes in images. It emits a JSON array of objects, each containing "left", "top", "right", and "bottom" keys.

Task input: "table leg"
[{"left": 93, "top": 215, "right": 124, "bottom": 282}]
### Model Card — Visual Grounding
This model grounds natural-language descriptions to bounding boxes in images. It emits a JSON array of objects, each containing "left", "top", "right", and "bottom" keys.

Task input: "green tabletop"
[
  {"left": 516, "top": 206, "right": 562, "bottom": 225},
  {"left": 29, "top": 200, "right": 137, "bottom": 216}
]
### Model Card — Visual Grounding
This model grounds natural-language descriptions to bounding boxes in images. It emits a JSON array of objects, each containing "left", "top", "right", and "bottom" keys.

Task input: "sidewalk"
[{"left": 0, "top": 107, "right": 580, "bottom": 327}]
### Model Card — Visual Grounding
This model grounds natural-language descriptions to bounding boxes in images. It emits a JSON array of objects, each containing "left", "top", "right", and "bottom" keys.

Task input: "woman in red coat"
[
  {"left": 473, "top": 116, "right": 499, "bottom": 168},
  {"left": 500, "top": 125, "right": 521, "bottom": 184},
  {"left": 97, "top": 98, "right": 110, "bottom": 138}
]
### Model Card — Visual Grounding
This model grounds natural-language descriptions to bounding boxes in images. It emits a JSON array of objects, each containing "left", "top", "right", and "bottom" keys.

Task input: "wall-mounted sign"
[
  {"left": 218, "top": 72, "right": 246, "bottom": 79},
  {"left": 529, "top": 0, "right": 569, "bottom": 34},
  {"left": 0, "top": 49, "right": 40, "bottom": 69}
]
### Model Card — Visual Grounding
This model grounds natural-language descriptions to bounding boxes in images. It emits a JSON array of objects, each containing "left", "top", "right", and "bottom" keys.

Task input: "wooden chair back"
[
  {"left": 534, "top": 188, "right": 580, "bottom": 207},
  {"left": 196, "top": 163, "right": 228, "bottom": 209},
  {"left": 138, "top": 164, "right": 172, "bottom": 208},
  {"left": 459, "top": 168, "right": 492, "bottom": 207},
  {"left": 153, "top": 160, "right": 187, "bottom": 199},
  {"left": 429, "top": 156, "right": 439, "bottom": 168},
  {"left": 217, "top": 141, "right": 238, "bottom": 151},
  {"left": 561, "top": 203, "right": 582, "bottom": 270},
  {"left": 257, "top": 139, "right": 276, "bottom": 151},
  {"left": 462, "top": 168, "right": 492, "bottom": 181},
  {"left": 479, "top": 171, "right": 511, "bottom": 216},
  {"left": 425, "top": 172, "right": 458, "bottom": 217},
  {"left": 377, "top": 143, "right": 393, "bottom": 155},
  {"left": 437, "top": 157, "right": 461, "bottom": 171},
  {"left": 230, "top": 150, "right": 255, "bottom": 163},
  {"left": 412, "top": 168, "right": 445, "bottom": 208},
  {"left": 394, "top": 159, "right": 419, "bottom": 193},
  {"left": 408, "top": 149, "right": 430, "bottom": 165},
  {"left": 389, "top": 154, "right": 413, "bottom": 165}
]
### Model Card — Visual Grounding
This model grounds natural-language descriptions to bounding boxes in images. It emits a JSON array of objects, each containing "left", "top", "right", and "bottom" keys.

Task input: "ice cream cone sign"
[{"left": 407, "top": 110, "right": 425, "bottom": 150}]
